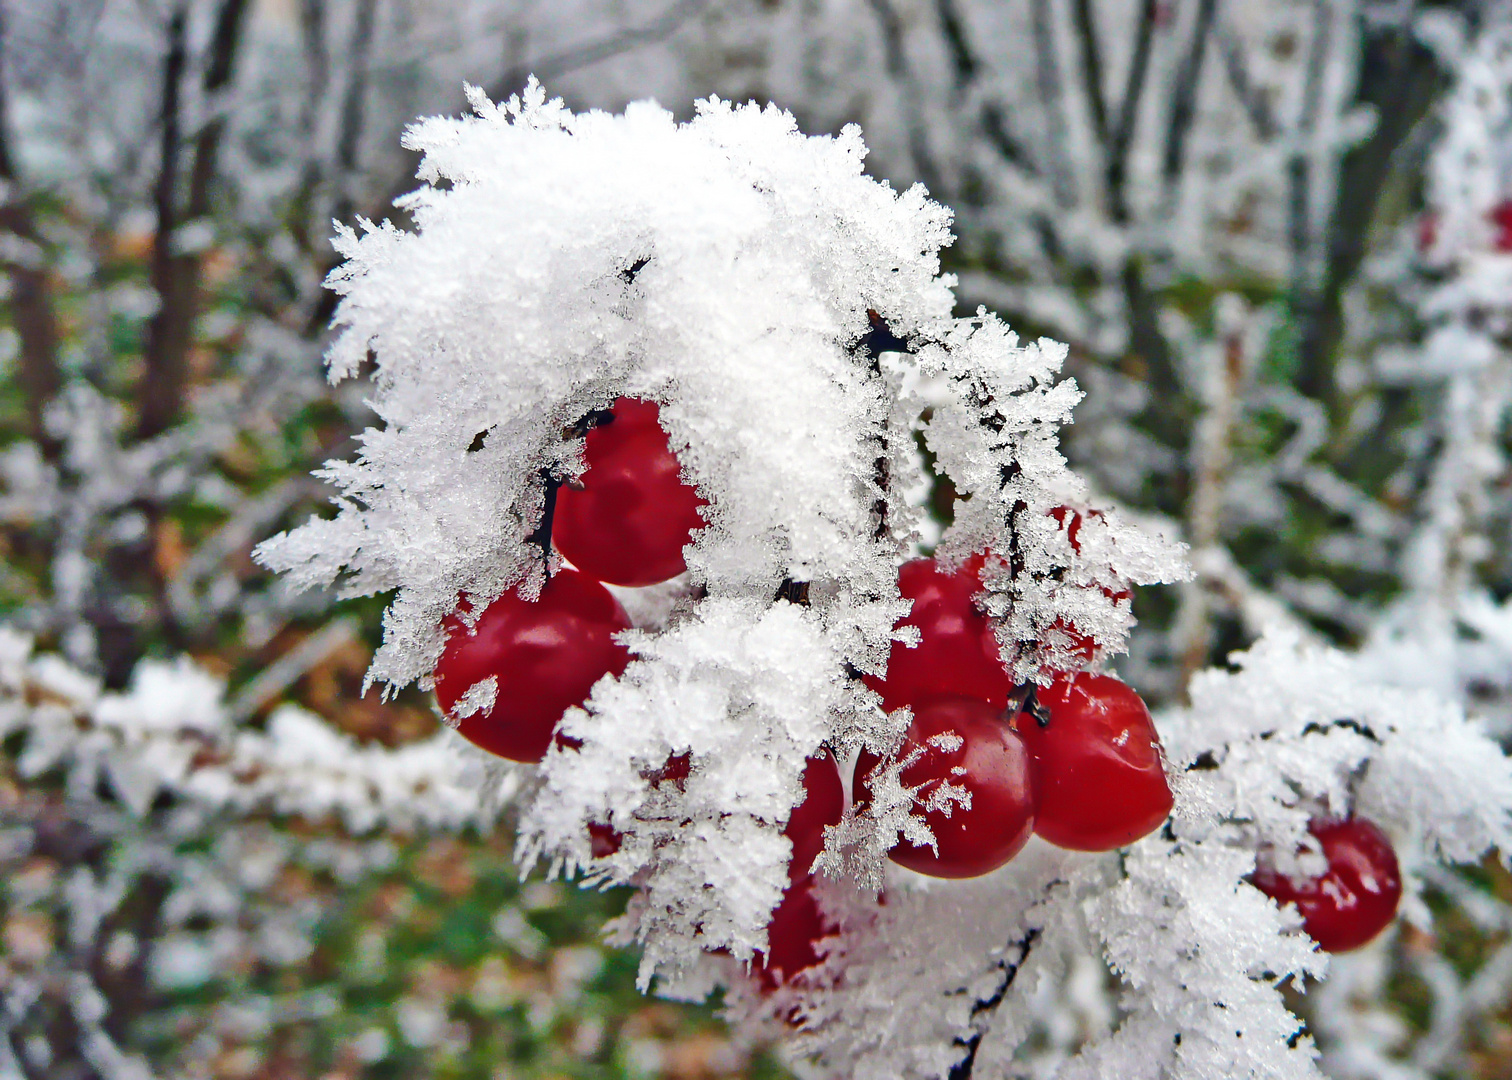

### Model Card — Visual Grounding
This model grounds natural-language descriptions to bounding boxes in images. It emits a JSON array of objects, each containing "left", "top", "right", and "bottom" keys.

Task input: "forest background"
[{"left": 7, "top": 0, "right": 1512, "bottom": 1078}]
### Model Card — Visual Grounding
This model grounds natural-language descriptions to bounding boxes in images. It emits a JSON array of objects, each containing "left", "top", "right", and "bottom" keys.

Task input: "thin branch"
[
  {"left": 486, "top": 0, "right": 707, "bottom": 103},
  {"left": 865, "top": 0, "right": 946, "bottom": 197},
  {"left": 138, "top": 4, "right": 190, "bottom": 440},
  {"left": 935, "top": 0, "right": 977, "bottom": 93},
  {"left": 1031, "top": 0, "right": 1074, "bottom": 206},
  {"left": 1216, "top": 20, "right": 1277, "bottom": 139},
  {"left": 933, "top": 0, "right": 1033, "bottom": 174},
  {"left": 1071, "top": 0, "right": 1111, "bottom": 150},
  {"left": 0, "top": 3, "right": 61, "bottom": 453},
  {"left": 947, "top": 928, "right": 1040, "bottom": 1080},
  {"left": 1296, "top": 16, "right": 1445, "bottom": 413},
  {"left": 1289, "top": 0, "right": 1334, "bottom": 295},
  {"left": 1105, "top": 0, "right": 1159, "bottom": 222},
  {"left": 1161, "top": 0, "right": 1220, "bottom": 187},
  {"left": 138, "top": 0, "right": 250, "bottom": 440}
]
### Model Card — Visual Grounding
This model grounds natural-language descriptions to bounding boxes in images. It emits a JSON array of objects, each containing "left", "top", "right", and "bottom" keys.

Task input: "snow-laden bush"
[{"left": 248, "top": 84, "right": 1512, "bottom": 1077}]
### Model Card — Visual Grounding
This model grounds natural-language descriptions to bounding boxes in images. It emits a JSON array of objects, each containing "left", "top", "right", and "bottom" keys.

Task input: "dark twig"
[
  {"left": 947, "top": 928, "right": 1040, "bottom": 1080},
  {"left": 1105, "top": 0, "right": 1159, "bottom": 222},
  {"left": 1295, "top": 18, "right": 1445, "bottom": 413},
  {"left": 138, "top": 0, "right": 251, "bottom": 439},
  {"left": 1216, "top": 21, "right": 1278, "bottom": 139},
  {"left": 866, "top": 0, "right": 946, "bottom": 197},
  {"left": 1289, "top": 0, "right": 1333, "bottom": 289},
  {"left": 1161, "top": 0, "right": 1220, "bottom": 187},
  {"left": 1031, "top": 0, "right": 1074, "bottom": 206},
  {"left": 1071, "top": 0, "right": 1111, "bottom": 150}
]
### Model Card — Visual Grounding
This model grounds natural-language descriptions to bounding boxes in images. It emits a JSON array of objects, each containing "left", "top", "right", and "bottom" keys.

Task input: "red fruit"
[
  {"left": 554, "top": 397, "right": 708, "bottom": 587},
  {"left": 1493, "top": 199, "right": 1512, "bottom": 253},
  {"left": 786, "top": 752, "right": 845, "bottom": 881},
  {"left": 866, "top": 558, "right": 1012, "bottom": 712},
  {"left": 1017, "top": 673, "right": 1172, "bottom": 851},
  {"left": 855, "top": 696, "right": 1037, "bottom": 878},
  {"left": 587, "top": 822, "right": 621, "bottom": 858},
  {"left": 1252, "top": 818, "right": 1402, "bottom": 953},
  {"left": 1418, "top": 210, "right": 1440, "bottom": 254},
  {"left": 433, "top": 569, "right": 632, "bottom": 762},
  {"left": 586, "top": 753, "right": 692, "bottom": 859},
  {"left": 756, "top": 875, "right": 834, "bottom": 991}
]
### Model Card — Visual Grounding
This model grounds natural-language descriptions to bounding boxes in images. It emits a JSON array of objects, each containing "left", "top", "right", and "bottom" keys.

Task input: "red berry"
[
  {"left": 587, "top": 822, "right": 621, "bottom": 858},
  {"left": 1493, "top": 199, "right": 1512, "bottom": 253},
  {"left": 866, "top": 558, "right": 1013, "bottom": 712},
  {"left": 554, "top": 397, "right": 708, "bottom": 587},
  {"left": 433, "top": 569, "right": 632, "bottom": 762},
  {"left": 1418, "top": 210, "right": 1440, "bottom": 254},
  {"left": 1252, "top": 818, "right": 1402, "bottom": 953},
  {"left": 786, "top": 753, "right": 845, "bottom": 881},
  {"left": 756, "top": 875, "right": 834, "bottom": 991},
  {"left": 1017, "top": 673, "right": 1172, "bottom": 851},
  {"left": 855, "top": 696, "right": 1037, "bottom": 878}
]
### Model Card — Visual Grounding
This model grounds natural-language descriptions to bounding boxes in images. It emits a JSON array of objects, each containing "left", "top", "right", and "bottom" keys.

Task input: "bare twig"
[
  {"left": 1216, "top": 19, "right": 1277, "bottom": 138},
  {"left": 1031, "top": 0, "right": 1074, "bottom": 206},
  {"left": 947, "top": 928, "right": 1039, "bottom": 1080},
  {"left": 1071, "top": 0, "right": 1111, "bottom": 150},
  {"left": 865, "top": 0, "right": 945, "bottom": 197},
  {"left": 934, "top": 0, "right": 1033, "bottom": 174},
  {"left": 1296, "top": 18, "right": 1444, "bottom": 412},
  {"left": 1105, "top": 0, "right": 1159, "bottom": 222},
  {"left": 138, "top": 0, "right": 251, "bottom": 440},
  {"left": 227, "top": 616, "right": 360, "bottom": 724},
  {"left": 1288, "top": 0, "right": 1333, "bottom": 291},
  {"left": 1175, "top": 298, "right": 1253, "bottom": 691},
  {"left": 1161, "top": 0, "right": 1220, "bottom": 188}
]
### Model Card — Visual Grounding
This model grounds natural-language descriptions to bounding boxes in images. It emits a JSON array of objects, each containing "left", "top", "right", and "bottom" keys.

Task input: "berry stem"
[{"left": 1009, "top": 682, "right": 1052, "bottom": 728}]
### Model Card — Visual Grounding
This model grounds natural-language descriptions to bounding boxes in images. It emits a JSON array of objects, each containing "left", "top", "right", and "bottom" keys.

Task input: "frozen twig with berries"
[{"left": 256, "top": 82, "right": 1512, "bottom": 1078}]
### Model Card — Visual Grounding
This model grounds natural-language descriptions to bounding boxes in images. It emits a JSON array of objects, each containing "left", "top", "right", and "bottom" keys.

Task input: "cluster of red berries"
[
  {"left": 431, "top": 396, "right": 1400, "bottom": 993},
  {"left": 854, "top": 551, "right": 1174, "bottom": 879},
  {"left": 432, "top": 397, "right": 705, "bottom": 762}
]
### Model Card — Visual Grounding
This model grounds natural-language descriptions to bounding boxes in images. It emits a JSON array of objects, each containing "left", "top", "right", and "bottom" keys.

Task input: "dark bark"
[
  {"left": 1294, "top": 14, "right": 1445, "bottom": 411},
  {"left": 1161, "top": 0, "right": 1220, "bottom": 186},
  {"left": 138, "top": 0, "right": 251, "bottom": 440},
  {"left": 1105, "top": 0, "right": 1159, "bottom": 222}
]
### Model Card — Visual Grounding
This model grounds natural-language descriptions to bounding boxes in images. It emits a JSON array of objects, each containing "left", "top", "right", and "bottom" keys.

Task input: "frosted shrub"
[{"left": 255, "top": 84, "right": 1512, "bottom": 1077}]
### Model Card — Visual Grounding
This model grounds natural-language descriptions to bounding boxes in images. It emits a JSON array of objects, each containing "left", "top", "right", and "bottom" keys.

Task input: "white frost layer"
[{"left": 0, "top": 629, "right": 505, "bottom": 833}]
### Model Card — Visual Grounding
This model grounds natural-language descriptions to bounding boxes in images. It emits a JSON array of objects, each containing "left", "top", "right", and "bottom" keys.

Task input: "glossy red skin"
[
  {"left": 786, "top": 753, "right": 845, "bottom": 881},
  {"left": 756, "top": 875, "right": 834, "bottom": 990},
  {"left": 866, "top": 558, "right": 1013, "bottom": 712},
  {"left": 433, "top": 569, "right": 631, "bottom": 762},
  {"left": 1018, "top": 673, "right": 1172, "bottom": 850},
  {"left": 855, "top": 696, "right": 1037, "bottom": 878},
  {"left": 554, "top": 397, "right": 708, "bottom": 587},
  {"left": 1252, "top": 818, "right": 1403, "bottom": 953}
]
